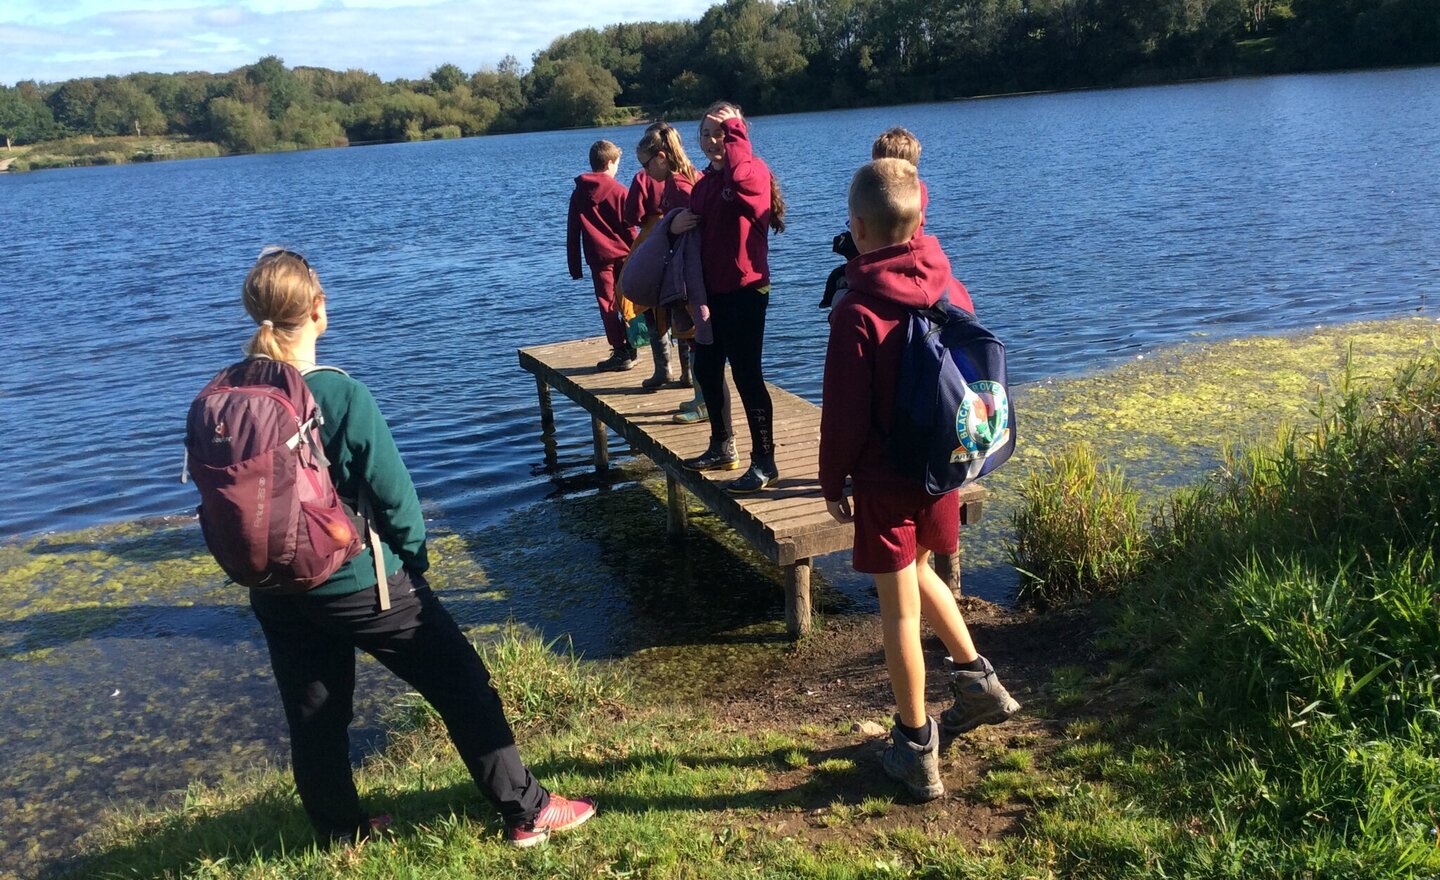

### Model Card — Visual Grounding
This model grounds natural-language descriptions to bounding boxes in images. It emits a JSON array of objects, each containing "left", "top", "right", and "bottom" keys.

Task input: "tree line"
[{"left": 1, "top": 0, "right": 1435, "bottom": 152}]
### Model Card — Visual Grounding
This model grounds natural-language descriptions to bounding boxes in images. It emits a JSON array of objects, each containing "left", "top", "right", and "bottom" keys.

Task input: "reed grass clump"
[
  {"left": 1104, "top": 352, "right": 1440, "bottom": 873},
  {"left": 1010, "top": 442, "right": 1147, "bottom": 608},
  {"left": 384, "top": 621, "right": 628, "bottom": 740},
  {"left": 475, "top": 621, "right": 629, "bottom": 732}
]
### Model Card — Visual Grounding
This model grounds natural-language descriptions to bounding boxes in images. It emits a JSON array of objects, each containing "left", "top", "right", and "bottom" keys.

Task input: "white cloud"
[{"left": 0, "top": 0, "right": 715, "bottom": 85}]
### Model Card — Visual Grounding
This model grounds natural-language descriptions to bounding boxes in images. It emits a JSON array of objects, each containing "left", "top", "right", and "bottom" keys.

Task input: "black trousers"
[
  {"left": 693, "top": 287, "right": 775, "bottom": 461},
  {"left": 250, "top": 571, "right": 548, "bottom": 838}
]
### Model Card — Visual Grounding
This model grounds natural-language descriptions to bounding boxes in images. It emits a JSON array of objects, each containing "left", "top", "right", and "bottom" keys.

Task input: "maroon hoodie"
[
  {"left": 689, "top": 117, "right": 773, "bottom": 293},
  {"left": 819, "top": 234, "right": 975, "bottom": 501},
  {"left": 624, "top": 169, "right": 663, "bottom": 228},
  {"left": 567, "top": 171, "right": 634, "bottom": 279}
]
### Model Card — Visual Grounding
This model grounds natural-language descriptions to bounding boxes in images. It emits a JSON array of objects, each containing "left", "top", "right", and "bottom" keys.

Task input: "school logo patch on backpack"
[
  {"left": 183, "top": 358, "right": 361, "bottom": 592},
  {"left": 891, "top": 294, "right": 1016, "bottom": 495}
]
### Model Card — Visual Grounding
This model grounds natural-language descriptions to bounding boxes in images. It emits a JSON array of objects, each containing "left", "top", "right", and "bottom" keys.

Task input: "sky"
[{"left": 0, "top": 0, "right": 718, "bottom": 86}]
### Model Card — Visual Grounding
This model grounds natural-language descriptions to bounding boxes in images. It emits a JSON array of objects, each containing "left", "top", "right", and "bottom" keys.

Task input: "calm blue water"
[{"left": 3, "top": 67, "right": 1438, "bottom": 540}]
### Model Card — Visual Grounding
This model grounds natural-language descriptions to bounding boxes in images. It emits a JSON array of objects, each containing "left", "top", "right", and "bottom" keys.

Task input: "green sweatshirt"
[{"left": 303, "top": 368, "right": 429, "bottom": 596}]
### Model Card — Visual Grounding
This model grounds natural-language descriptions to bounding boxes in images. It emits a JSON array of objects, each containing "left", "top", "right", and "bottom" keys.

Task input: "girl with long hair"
[
  {"left": 634, "top": 123, "right": 704, "bottom": 403},
  {"left": 671, "top": 101, "right": 788, "bottom": 493}
]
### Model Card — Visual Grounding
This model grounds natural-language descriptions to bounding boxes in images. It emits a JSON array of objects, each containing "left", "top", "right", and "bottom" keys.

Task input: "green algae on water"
[{"left": 961, "top": 317, "right": 1440, "bottom": 592}]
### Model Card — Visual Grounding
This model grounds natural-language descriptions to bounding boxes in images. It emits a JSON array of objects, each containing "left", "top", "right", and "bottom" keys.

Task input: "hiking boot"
[
  {"left": 940, "top": 655, "right": 1020, "bottom": 734},
  {"left": 678, "top": 397, "right": 702, "bottom": 414},
  {"left": 881, "top": 716, "right": 943, "bottom": 801},
  {"left": 622, "top": 344, "right": 640, "bottom": 369},
  {"left": 726, "top": 458, "right": 779, "bottom": 494},
  {"left": 595, "top": 348, "right": 631, "bottom": 372},
  {"left": 505, "top": 794, "right": 596, "bottom": 848},
  {"left": 673, "top": 403, "right": 707, "bottom": 424},
  {"left": 682, "top": 437, "right": 740, "bottom": 471}
]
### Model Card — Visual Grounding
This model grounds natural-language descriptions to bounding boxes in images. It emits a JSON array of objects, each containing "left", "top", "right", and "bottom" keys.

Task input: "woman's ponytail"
[
  {"left": 246, "top": 320, "right": 285, "bottom": 362},
  {"left": 242, "top": 249, "right": 323, "bottom": 364}
]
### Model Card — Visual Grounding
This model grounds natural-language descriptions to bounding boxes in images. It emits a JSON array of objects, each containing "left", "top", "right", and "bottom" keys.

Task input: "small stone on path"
[{"left": 852, "top": 720, "right": 887, "bottom": 738}]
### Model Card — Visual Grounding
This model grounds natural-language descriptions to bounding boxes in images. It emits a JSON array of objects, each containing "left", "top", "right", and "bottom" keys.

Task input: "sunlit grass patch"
[{"left": 814, "top": 757, "right": 856, "bottom": 775}]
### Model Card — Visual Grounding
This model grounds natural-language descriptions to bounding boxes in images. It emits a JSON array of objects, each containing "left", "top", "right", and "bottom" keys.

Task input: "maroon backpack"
[{"left": 183, "top": 357, "right": 362, "bottom": 593}]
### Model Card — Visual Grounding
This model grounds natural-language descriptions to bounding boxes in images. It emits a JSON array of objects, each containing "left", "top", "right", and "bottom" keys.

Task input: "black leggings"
[{"left": 693, "top": 287, "right": 774, "bottom": 461}]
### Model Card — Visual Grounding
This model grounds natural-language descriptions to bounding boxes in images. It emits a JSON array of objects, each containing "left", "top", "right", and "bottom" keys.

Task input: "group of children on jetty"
[{"left": 229, "top": 101, "right": 1018, "bottom": 850}]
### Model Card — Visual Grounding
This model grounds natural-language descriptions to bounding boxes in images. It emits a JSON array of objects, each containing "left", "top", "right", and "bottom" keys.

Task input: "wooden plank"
[{"left": 517, "top": 337, "right": 988, "bottom": 597}]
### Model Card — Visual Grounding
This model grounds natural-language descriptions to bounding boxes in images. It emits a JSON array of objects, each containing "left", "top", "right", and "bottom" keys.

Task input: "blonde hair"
[
  {"left": 636, "top": 123, "right": 698, "bottom": 185},
  {"left": 849, "top": 159, "right": 922, "bottom": 245},
  {"left": 871, "top": 127, "right": 922, "bottom": 167},
  {"left": 242, "top": 248, "right": 325, "bottom": 364},
  {"left": 589, "top": 139, "right": 621, "bottom": 171},
  {"left": 699, "top": 101, "right": 787, "bottom": 234}
]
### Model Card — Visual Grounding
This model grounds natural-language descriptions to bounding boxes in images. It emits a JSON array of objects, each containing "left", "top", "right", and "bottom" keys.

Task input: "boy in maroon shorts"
[
  {"left": 567, "top": 139, "right": 637, "bottom": 371},
  {"left": 820, "top": 158, "right": 1019, "bottom": 801}
]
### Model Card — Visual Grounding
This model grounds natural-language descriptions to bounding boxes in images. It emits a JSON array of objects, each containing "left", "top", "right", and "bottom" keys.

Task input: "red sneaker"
[
  {"left": 364, "top": 814, "right": 393, "bottom": 840},
  {"left": 505, "top": 795, "right": 596, "bottom": 848}
]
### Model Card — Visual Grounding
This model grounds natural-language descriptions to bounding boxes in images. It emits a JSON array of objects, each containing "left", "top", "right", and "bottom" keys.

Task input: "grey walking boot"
[
  {"left": 940, "top": 655, "right": 1020, "bottom": 734},
  {"left": 881, "top": 716, "right": 943, "bottom": 801},
  {"left": 641, "top": 331, "right": 678, "bottom": 391}
]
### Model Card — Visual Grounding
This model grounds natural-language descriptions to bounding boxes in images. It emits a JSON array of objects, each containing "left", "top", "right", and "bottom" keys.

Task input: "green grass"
[{"left": 1090, "top": 352, "right": 1440, "bottom": 874}]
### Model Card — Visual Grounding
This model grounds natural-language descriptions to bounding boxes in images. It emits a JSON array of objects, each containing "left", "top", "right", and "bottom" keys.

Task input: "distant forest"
[{"left": 1, "top": 0, "right": 1436, "bottom": 152}]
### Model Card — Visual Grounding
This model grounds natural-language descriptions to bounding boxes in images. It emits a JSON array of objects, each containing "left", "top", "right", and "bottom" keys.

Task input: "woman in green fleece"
[{"left": 240, "top": 248, "right": 594, "bottom": 848}]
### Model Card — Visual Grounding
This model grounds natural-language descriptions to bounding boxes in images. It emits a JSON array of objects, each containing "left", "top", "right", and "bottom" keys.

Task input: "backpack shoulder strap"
[{"left": 300, "top": 365, "right": 388, "bottom": 610}]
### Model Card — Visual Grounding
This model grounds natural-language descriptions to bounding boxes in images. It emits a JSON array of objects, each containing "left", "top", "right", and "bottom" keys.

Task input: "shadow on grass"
[{"left": 52, "top": 734, "right": 908, "bottom": 878}]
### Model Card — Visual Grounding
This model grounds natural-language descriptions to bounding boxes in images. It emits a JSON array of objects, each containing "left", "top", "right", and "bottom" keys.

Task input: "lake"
[
  {"left": 3, "top": 67, "right": 1437, "bottom": 540},
  {"left": 1, "top": 66, "right": 1438, "bottom": 877}
]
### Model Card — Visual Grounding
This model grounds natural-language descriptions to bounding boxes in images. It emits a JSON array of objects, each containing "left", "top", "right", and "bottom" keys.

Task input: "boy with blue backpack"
[{"left": 820, "top": 158, "right": 1020, "bottom": 802}]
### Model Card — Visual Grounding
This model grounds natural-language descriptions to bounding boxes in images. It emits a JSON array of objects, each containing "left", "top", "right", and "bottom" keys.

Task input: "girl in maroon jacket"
[
  {"left": 671, "top": 102, "right": 787, "bottom": 493},
  {"left": 634, "top": 123, "right": 702, "bottom": 398}
]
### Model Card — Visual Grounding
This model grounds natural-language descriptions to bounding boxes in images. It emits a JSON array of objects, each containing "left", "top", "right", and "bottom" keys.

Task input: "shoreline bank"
[{"left": 5, "top": 315, "right": 1438, "bottom": 878}]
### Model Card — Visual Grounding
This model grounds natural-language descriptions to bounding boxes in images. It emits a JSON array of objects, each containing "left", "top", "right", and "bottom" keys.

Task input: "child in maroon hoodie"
[
  {"left": 568, "top": 139, "right": 637, "bottom": 371},
  {"left": 670, "top": 102, "right": 788, "bottom": 494},
  {"left": 820, "top": 159, "right": 1019, "bottom": 802}
]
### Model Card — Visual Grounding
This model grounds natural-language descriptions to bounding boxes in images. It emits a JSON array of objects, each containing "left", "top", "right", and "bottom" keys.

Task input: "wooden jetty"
[{"left": 518, "top": 336, "right": 986, "bottom": 637}]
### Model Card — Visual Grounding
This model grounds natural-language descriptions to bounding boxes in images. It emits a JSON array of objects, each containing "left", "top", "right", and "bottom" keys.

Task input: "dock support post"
[
  {"left": 666, "top": 472, "right": 688, "bottom": 537},
  {"left": 784, "top": 557, "right": 813, "bottom": 638},
  {"left": 535, "top": 376, "right": 555, "bottom": 434},
  {"left": 535, "top": 377, "right": 559, "bottom": 473},
  {"left": 591, "top": 417, "right": 609, "bottom": 472},
  {"left": 932, "top": 551, "right": 962, "bottom": 597}
]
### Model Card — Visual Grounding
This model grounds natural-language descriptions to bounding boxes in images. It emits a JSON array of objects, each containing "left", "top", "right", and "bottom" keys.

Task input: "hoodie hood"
[
  {"left": 844, "top": 233, "right": 972, "bottom": 312},
  {"left": 573, "top": 171, "right": 614, "bottom": 202}
]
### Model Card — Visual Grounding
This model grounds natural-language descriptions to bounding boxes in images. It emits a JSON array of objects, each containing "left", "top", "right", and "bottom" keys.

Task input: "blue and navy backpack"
[{"left": 890, "top": 293, "right": 1016, "bottom": 495}]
